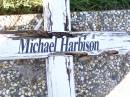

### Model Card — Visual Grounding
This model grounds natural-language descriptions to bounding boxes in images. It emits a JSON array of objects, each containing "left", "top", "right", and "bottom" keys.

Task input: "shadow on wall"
[
  {"left": 0, "top": 10, "right": 130, "bottom": 32},
  {"left": 0, "top": 14, "right": 44, "bottom": 31}
]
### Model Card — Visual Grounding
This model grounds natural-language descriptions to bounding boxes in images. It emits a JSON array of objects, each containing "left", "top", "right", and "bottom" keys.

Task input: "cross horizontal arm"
[{"left": 0, "top": 31, "right": 130, "bottom": 60}]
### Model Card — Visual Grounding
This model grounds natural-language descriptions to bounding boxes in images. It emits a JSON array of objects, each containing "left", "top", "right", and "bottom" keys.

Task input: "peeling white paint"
[
  {"left": 46, "top": 55, "right": 75, "bottom": 97},
  {"left": 43, "top": 0, "right": 71, "bottom": 32},
  {"left": 0, "top": 32, "right": 130, "bottom": 60}
]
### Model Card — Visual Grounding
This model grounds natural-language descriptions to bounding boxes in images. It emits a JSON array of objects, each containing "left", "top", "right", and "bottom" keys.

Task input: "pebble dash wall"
[{"left": 0, "top": 10, "right": 130, "bottom": 97}]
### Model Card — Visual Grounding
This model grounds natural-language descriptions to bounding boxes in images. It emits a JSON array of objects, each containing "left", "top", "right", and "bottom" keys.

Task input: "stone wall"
[
  {"left": 0, "top": 59, "right": 47, "bottom": 97},
  {"left": 0, "top": 10, "right": 130, "bottom": 32},
  {"left": 71, "top": 10, "right": 130, "bottom": 32},
  {"left": 0, "top": 10, "right": 130, "bottom": 97},
  {"left": 74, "top": 53, "right": 130, "bottom": 97}
]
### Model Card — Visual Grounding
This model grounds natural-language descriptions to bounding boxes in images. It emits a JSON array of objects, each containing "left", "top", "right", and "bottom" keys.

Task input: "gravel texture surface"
[
  {"left": 74, "top": 53, "right": 130, "bottom": 97},
  {"left": 0, "top": 59, "right": 47, "bottom": 97}
]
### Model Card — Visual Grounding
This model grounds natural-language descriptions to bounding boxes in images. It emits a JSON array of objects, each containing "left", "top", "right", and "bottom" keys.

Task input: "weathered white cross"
[{"left": 0, "top": 0, "right": 130, "bottom": 97}]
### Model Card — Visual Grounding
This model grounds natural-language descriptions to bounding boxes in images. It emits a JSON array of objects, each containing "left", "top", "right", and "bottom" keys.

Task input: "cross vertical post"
[
  {"left": 43, "top": 0, "right": 76, "bottom": 97},
  {"left": 46, "top": 55, "right": 75, "bottom": 97},
  {"left": 43, "top": 0, "right": 71, "bottom": 32}
]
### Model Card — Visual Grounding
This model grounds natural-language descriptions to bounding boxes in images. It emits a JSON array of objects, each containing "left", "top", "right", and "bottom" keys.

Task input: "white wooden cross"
[{"left": 0, "top": 0, "right": 130, "bottom": 97}]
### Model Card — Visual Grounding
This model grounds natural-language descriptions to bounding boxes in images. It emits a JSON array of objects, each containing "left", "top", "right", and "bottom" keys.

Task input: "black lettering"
[
  {"left": 38, "top": 39, "right": 44, "bottom": 52},
  {"left": 30, "top": 39, "right": 34, "bottom": 53},
  {"left": 85, "top": 42, "right": 90, "bottom": 51},
  {"left": 44, "top": 42, "right": 49, "bottom": 52},
  {"left": 78, "top": 37, "right": 81, "bottom": 51},
  {"left": 54, "top": 38, "right": 57, "bottom": 52},
  {"left": 95, "top": 41, "right": 99, "bottom": 50},
  {"left": 90, "top": 42, "right": 94, "bottom": 51},
  {"left": 68, "top": 42, "right": 74, "bottom": 51},
  {"left": 61, "top": 37, "right": 68, "bottom": 52},
  {"left": 78, "top": 37, "right": 85, "bottom": 51},
  {"left": 33, "top": 42, "right": 38, "bottom": 53},
  {"left": 18, "top": 39, "right": 29, "bottom": 53},
  {"left": 49, "top": 42, "right": 55, "bottom": 52},
  {"left": 74, "top": 42, "right": 78, "bottom": 51}
]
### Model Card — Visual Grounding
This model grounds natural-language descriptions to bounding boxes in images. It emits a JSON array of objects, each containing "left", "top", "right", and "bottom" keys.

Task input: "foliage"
[
  {"left": 0, "top": 0, "right": 42, "bottom": 14},
  {"left": 70, "top": 0, "right": 130, "bottom": 11},
  {"left": 0, "top": 0, "right": 130, "bottom": 14}
]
